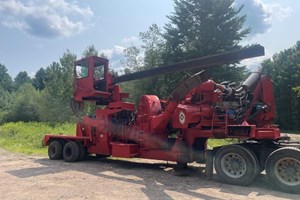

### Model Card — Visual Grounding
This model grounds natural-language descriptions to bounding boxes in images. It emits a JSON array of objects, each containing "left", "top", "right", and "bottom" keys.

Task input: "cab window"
[
  {"left": 94, "top": 65, "right": 104, "bottom": 80},
  {"left": 76, "top": 65, "right": 88, "bottom": 79}
]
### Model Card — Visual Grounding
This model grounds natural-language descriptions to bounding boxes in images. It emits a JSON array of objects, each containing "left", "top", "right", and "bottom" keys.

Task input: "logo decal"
[{"left": 179, "top": 111, "right": 185, "bottom": 124}]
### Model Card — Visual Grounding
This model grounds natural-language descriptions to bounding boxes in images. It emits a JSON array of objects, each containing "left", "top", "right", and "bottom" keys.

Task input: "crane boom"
[{"left": 112, "top": 45, "right": 264, "bottom": 84}]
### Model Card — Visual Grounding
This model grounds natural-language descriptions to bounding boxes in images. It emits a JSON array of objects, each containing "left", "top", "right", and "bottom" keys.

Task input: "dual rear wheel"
[
  {"left": 214, "top": 144, "right": 300, "bottom": 193},
  {"left": 48, "top": 140, "right": 87, "bottom": 162},
  {"left": 265, "top": 147, "right": 300, "bottom": 193},
  {"left": 214, "top": 145, "right": 259, "bottom": 186}
]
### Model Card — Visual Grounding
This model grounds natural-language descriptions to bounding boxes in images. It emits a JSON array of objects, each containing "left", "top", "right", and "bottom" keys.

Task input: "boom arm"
[{"left": 112, "top": 45, "right": 265, "bottom": 84}]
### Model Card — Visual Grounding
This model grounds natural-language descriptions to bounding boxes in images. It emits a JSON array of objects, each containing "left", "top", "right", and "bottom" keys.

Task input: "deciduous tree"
[
  {"left": 262, "top": 41, "right": 300, "bottom": 130},
  {"left": 4, "top": 83, "right": 39, "bottom": 122}
]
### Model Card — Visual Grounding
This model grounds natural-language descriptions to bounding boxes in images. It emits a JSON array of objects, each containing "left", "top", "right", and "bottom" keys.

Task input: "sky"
[{"left": 0, "top": 0, "right": 299, "bottom": 78}]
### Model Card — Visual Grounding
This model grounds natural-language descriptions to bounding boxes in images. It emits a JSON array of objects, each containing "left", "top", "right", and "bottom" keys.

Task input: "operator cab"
[{"left": 73, "top": 56, "right": 111, "bottom": 102}]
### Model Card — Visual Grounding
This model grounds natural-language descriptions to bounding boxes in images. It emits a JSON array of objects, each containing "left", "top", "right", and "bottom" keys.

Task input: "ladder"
[{"left": 211, "top": 106, "right": 228, "bottom": 136}]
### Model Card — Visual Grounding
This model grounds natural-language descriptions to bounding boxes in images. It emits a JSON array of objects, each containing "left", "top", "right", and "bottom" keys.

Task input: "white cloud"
[
  {"left": 101, "top": 45, "right": 125, "bottom": 59},
  {"left": 101, "top": 48, "right": 114, "bottom": 59},
  {"left": 100, "top": 45, "right": 127, "bottom": 72},
  {"left": 235, "top": 0, "right": 293, "bottom": 36},
  {"left": 114, "top": 45, "right": 126, "bottom": 54},
  {"left": 0, "top": 0, "right": 93, "bottom": 38},
  {"left": 122, "top": 36, "right": 138, "bottom": 44},
  {"left": 269, "top": 4, "right": 293, "bottom": 22}
]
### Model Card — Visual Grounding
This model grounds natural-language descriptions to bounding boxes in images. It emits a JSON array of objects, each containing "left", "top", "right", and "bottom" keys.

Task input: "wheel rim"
[
  {"left": 221, "top": 152, "right": 247, "bottom": 178},
  {"left": 274, "top": 157, "right": 300, "bottom": 186}
]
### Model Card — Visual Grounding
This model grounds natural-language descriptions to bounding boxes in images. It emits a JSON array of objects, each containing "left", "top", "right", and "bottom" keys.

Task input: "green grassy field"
[
  {"left": 0, "top": 122, "right": 236, "bottom": 156},
  {"left": 0, "top": 122, "right": 75, "bottom": 155}
]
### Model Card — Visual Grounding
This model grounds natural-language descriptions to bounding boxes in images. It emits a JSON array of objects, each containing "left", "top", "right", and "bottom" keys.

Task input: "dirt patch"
[
  {"left": 0, "top": 148, "right": 299, "bottom": 200},
  {"left": 286, "top": 133, "right": 300, "bottom": 141}
]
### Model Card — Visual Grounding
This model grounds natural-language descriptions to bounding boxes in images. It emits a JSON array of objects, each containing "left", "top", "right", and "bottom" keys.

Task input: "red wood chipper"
[{"left": 44, "top": 45, "right": 300, "bottom": 193}]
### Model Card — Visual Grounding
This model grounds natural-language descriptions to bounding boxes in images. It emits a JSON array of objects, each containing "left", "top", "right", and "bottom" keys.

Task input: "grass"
[
  {"left": 0, "top": 122, "right": 235, "bottom": 156},
  {"left": 281, "top": 130, "right": 300, "bottom": 134},
  {"left": 0, "top": 122, "right": 75, "bottom": 155},
  {"left": 207, "top": 138, "right": 236, "bottom": 149}
]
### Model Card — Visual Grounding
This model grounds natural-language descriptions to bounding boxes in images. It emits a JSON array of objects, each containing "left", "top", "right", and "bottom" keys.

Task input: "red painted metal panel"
[
  {"left": 111, "top": 143, "right": 139, "bottom": 158},
  {"left": 44, "top": 134, "right": 90, "bottom": 145},
  {"left": 255, "top": 127, "right": 280, "bottom": 139}
]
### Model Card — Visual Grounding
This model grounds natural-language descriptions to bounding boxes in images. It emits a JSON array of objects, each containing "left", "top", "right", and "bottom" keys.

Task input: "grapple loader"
[{"left": 44, "top": 45, "right": 300, "bottom": 193}]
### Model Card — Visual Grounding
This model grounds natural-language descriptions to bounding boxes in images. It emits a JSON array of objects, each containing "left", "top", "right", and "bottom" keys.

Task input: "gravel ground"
[{"left": 0, "top": 134, "right": 300, "bottom": 200}]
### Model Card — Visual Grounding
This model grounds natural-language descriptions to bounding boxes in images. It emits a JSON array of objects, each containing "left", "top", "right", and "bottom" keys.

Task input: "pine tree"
[
  {"left": 0, "top": 64, "right": 14, "bottom": 92},
  {"left": 14, "top": 71, "right": 32, "bottom": 90},
  {"left": 159, "top": 0, "right": 250, "bottom": 96},
  {"left": 164, "top": 0, "right": 249, "bottom": 61},
  {"left": 32, "top": 68, "right": 47, "bottom": 91}
]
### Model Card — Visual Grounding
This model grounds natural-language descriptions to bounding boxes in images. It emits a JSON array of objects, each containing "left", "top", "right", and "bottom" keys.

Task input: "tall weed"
[{"left": 0, "top": 122, "right": 75, "bottom": 155}]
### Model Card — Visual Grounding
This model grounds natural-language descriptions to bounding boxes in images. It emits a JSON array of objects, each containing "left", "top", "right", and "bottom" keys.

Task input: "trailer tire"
[
  {"left": 63, "top": 141, "right": 80, "bottom": 162},
  {"left": 48, "top": 140, "right": 63, "bottom": 160},
  {"left": 78, "top": 142, "right": 87, "bottom": 161},
  {"left": 265, "top": 147, "right": 300, "bottom": 193},
  {"left": 214, "top": 144, "right": 258, "bottom": 185}
]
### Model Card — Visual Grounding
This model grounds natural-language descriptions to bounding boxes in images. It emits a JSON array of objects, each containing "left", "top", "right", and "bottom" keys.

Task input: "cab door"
[{"left": 73, "top": 58, "right": 94, "bottom": 101}]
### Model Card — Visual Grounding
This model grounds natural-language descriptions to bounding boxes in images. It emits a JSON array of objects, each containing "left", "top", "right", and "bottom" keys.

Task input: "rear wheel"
[
  {"left": 48, "top": 140, "right": 63, "bottom": 160},
  {"left": 265, "top": 147, "right": 300, "bottom": 193},
  {"left": 63, "top": 141, "right": 80, "bottom": 162},
  {"left": 214, "top": 144, "right": 258, "bottom": 185},
  {"left": 78, "top": 142, "right": 87, "bottom": 161}
]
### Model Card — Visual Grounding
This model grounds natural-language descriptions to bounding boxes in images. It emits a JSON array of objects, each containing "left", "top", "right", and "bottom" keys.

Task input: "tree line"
[
  {"left": 262, "top": 42, "right": 300, "bottom": 130},
  {"left": 0, "top": 0, "right": 299, "bottom": 130},
  {"left": 0, "top": 45, "right": 102, "bottom": 123}
]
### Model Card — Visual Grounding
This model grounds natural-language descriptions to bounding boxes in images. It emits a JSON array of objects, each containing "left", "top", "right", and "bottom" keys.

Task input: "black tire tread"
[
  {"left": 78, "top": 142, "right": 87, "bottom": 161},
  {"left": 265, "top": 147, "right": 300, "bottom": 193},
  {"left": 214, "top": 144, "right": 258, "bottom": 186},
  {"left": 63, "top": 141, "right": 80, "bottom": 162},
  {"left": 48, "top": 140, "right": 63, "bottom": 160}
]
